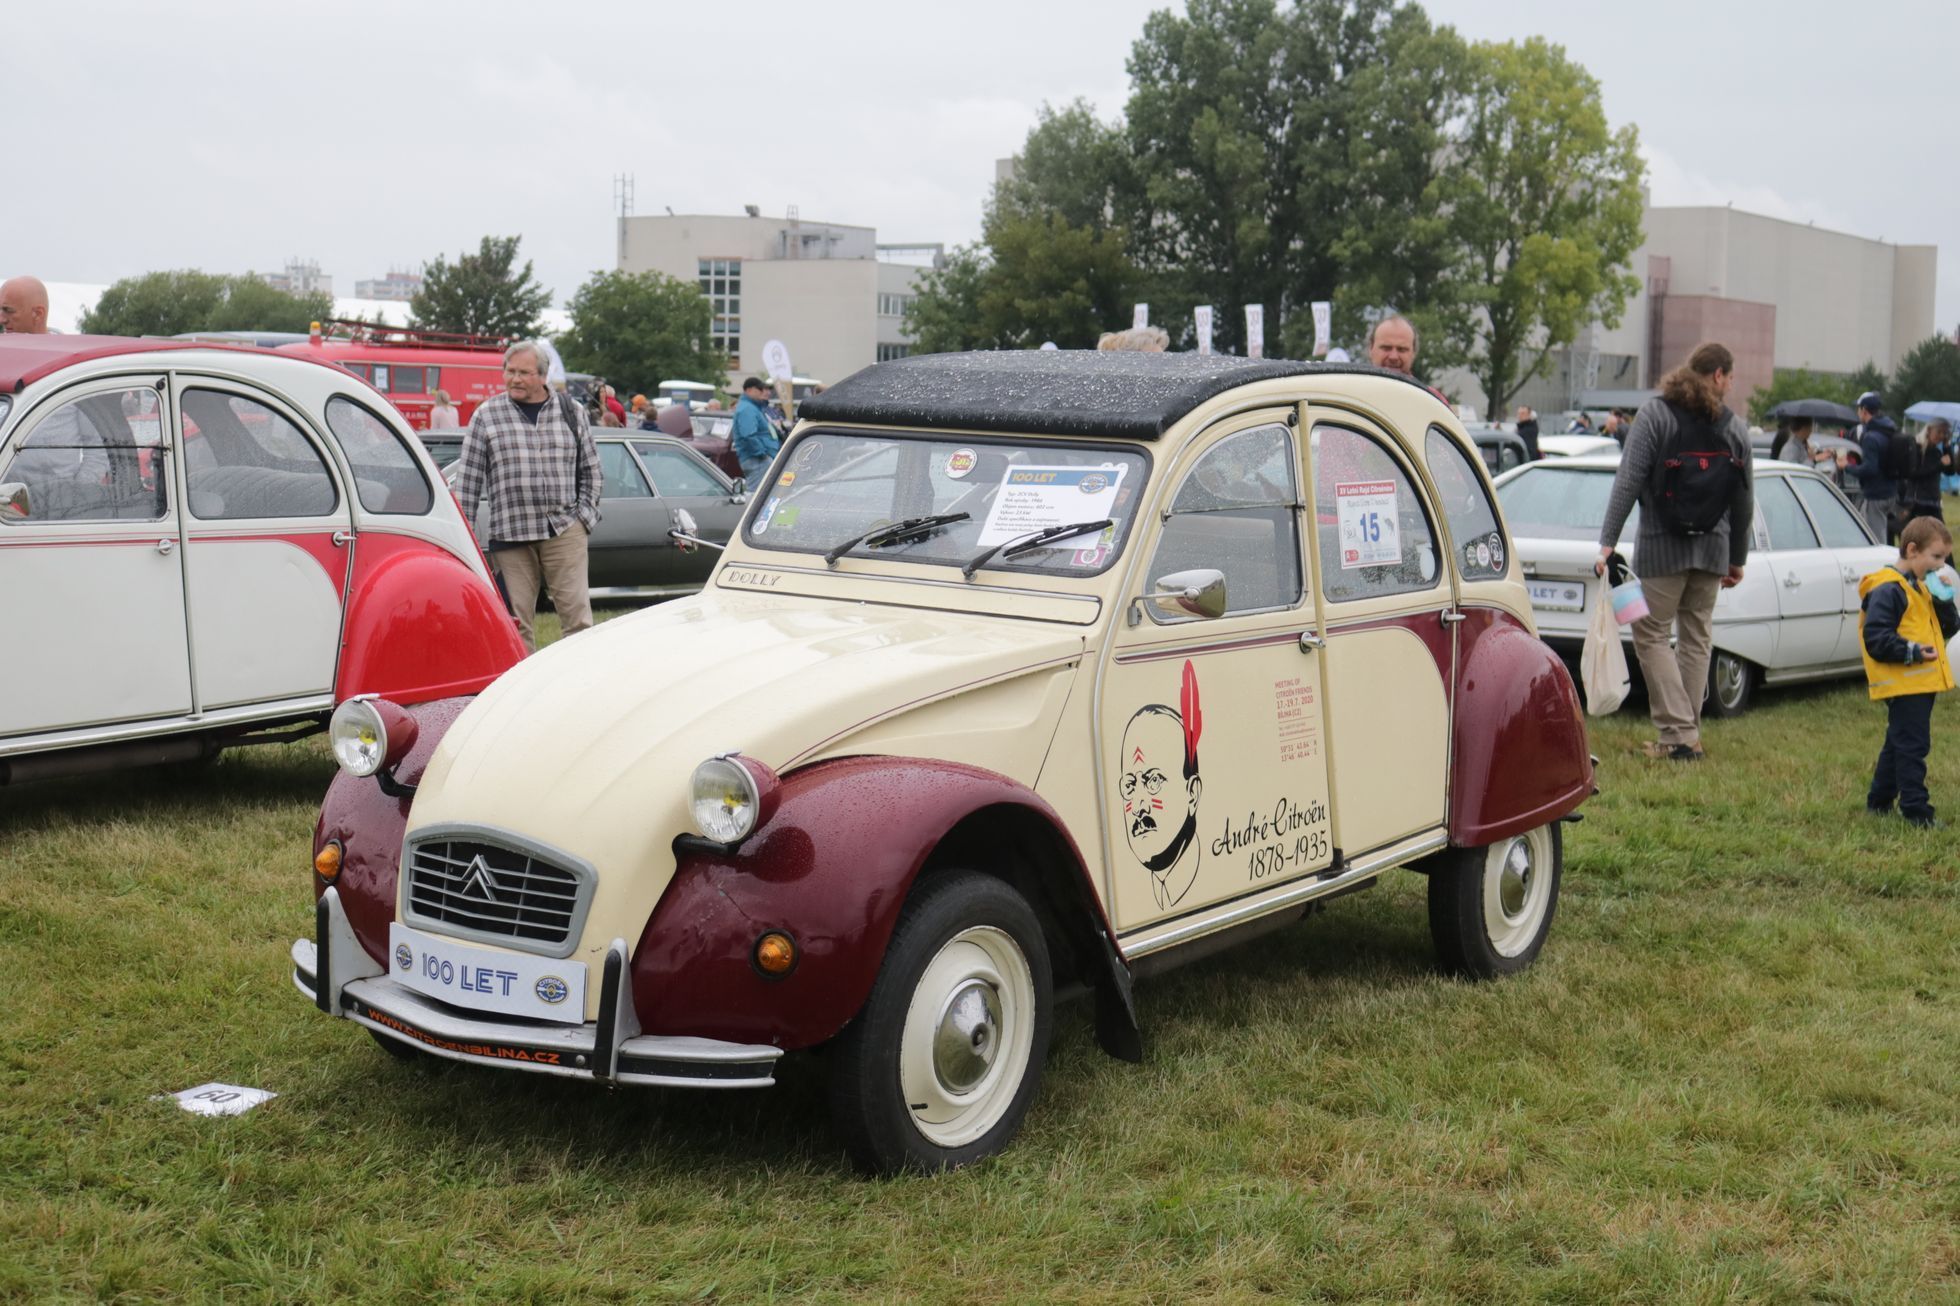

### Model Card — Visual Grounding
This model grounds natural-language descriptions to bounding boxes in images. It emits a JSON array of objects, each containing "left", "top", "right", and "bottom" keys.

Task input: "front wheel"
[
  {"left": 827, "top": 872, "right": 1053, "bottom": 1174},
  {"left": 1427, "top": 823, "right": 1562, "bottom": 979},
  {"left": 1703, "top": 650, "right": 1755, "bottom": 717}
]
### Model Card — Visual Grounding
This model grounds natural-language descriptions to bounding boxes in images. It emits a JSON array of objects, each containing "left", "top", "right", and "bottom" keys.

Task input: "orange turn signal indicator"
[
  {"left": 314, "top": 841, "right": 344, "bottom": 882},
  {"left": 752, "top": 931, "right": 798, "bottom": 979}
]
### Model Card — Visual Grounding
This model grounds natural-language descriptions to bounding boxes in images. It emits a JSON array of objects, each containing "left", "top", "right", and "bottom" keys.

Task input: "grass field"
[{"left": 3, "top": 656, "right": 1957, "bottom": 1301}]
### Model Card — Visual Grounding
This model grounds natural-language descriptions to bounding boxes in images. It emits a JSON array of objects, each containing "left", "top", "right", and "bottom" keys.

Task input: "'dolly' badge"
[
  {"left": 395, "top": 943, "right": 413, "bottom": 971},
  {"left": 535, "top": 975, "right": 569, "bottom": 1005}
]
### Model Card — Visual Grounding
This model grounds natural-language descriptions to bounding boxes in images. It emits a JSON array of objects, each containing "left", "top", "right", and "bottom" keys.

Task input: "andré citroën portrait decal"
[{"left": 1120, "top": 660, "right": 1205, "bottom": 910}]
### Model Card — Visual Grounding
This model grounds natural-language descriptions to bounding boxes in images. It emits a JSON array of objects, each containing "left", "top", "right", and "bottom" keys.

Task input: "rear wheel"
[
  {"left": 1703, "top": 650, "right": 1755, "bottom": 717},
  {"left": 1427, "top": 823, "right": 1562, "bottom": 979},
  {"left": 827, "top": 872, "right": 1052, "bottom": 1174}
]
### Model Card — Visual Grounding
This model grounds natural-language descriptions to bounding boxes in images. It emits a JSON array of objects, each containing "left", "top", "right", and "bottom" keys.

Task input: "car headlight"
[
  {"left": 690, "top": 754, "right": 781, "bottom": 844},
  {"left": 328, "top": 697, "right": 418, "bottom": 778}
]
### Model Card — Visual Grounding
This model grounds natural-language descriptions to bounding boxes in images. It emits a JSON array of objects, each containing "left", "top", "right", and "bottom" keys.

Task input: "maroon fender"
[
  {"left": 631, "top": 755, "right": 1119, "bottom": 1052},
  {"left": 1449, "top": 607, "right": 1593, "bottom": 846},
  {"left": 335, "top": 533, "right": 523, "bottom": 705},
  {"left": 313, "top": 696, "right": 473, "bottom": 966}
]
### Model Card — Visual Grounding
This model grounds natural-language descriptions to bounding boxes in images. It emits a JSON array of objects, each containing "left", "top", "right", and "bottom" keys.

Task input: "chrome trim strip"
[
  {"left": 400, "top": 823, "right": 599, "bottom": 960},
  {"left": 715, "top": 562, "right": 1102, "bottom": 612},
  {"left": 1119, "top": 828, "right": 1448, "bottom": 959},
  {"left": 0, "top": 693, "right": 335, "bottom": 758}
]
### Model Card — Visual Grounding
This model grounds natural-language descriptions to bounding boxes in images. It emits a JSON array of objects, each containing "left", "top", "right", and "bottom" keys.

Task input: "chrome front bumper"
[{"left": 294, "top": 887, "right": 781, "bottom": 1089}]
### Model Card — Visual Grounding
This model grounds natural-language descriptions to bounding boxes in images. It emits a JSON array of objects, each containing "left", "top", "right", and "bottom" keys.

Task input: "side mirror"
[
  {"left": 0, "top": 482, "right": 29, "bottom": 520},
  {"left": 731, "top": 476, "right": 747, "bottom": 494},
  {"left": 1132, "top": 568, "right": 1228, "bottom": 625}
]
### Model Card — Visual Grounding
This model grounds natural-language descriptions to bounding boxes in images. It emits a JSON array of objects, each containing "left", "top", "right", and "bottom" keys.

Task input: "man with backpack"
[
  {"left": 1595, "top": 342, "right": 1755, "bottom": 761},
  {"left": 1841, "top": 391, "right": 1904, "bottom": 541}
]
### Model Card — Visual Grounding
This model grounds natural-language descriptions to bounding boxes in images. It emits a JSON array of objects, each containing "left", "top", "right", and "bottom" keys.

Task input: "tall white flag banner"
[
  {"left": 1195, "top": 305, "right": 1214, "bottom": 356},
  {"left": 1132, "top": 303, "right": 1149, "bottom": 330},
  {"left": 1245, "top": 304, "right": 1265, "bottom": 359},
  {"left": 1311, "top": 301, "right": 1332, "bottom": 357}
]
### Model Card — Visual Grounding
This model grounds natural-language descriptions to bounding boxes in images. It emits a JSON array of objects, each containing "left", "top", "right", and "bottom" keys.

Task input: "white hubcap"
[
  {"left": 898, "top": 926, "right": 1036, "bottom": 1148},
  {"left": 1482, "top": 828, "right": 1553, "bottom": 957}
]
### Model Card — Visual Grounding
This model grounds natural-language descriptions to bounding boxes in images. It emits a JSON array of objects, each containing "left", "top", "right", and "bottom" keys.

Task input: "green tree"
[
  {"left": 1444, "top": 37, "right": 1645, "bottom": 418},
  {"left": 556, "top": 269, "right": 728, "bottom": 394},
  {"left": 410, "top": 235, "right": 552, "bottom": 339},
  {"left": 905, "top": 245, "right": 994, "bottom": 354},
  {"left": 1744, "top": 361, "right": 1893, "bottom": 425},
  {"left": 79, "top": 270, "right": 331, "bottom": 336},
  {"left": 1884, "top": 337, "right": 1960, "bottom": 411}
]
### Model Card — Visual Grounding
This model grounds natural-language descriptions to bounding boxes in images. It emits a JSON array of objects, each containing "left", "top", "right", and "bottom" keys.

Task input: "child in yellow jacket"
[{"left": 1858, "top": 516, "right": 1959, "bottom": 827}]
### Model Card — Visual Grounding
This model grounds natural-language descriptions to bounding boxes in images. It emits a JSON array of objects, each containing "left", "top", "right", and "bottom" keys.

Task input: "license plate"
[
  {"left": 388, "top": 923, "right": 587, "bottom": 1024},
  {"left": 1526, "top": 580, "right": 1585, "bottom": 612}
]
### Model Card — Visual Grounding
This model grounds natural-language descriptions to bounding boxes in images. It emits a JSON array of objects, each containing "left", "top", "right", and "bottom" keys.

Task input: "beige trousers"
[
  {"left": 492, "top": 525, "right": 591, "bottom": 652},
  {"left": 1629, "top": 570, "right": 1722, "bottom": 746}
]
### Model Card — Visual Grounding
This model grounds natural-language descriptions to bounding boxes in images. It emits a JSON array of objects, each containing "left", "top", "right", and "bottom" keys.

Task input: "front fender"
[
  {"left": 630, "top": 754, "right": 1127, "bottom": 1053},
  {"left": 312, "top": 696, "right": 474, "bottom": 966},
  {"left": 335, "top": 533, "right": 523, "bottom": 704},
  {"left": 1450, "top": 608, "right": 1593, "bottom": 846}
]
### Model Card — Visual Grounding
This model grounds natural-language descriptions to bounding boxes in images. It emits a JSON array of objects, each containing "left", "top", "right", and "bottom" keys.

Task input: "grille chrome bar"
[{"left": 400, "top": 827, "right": 598, "bottom": 960}]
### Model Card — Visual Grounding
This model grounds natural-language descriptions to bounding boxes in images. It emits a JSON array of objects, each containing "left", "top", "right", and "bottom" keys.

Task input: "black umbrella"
[{"left": 1769, "top": 399, "right": 1860, "bottom": 424}]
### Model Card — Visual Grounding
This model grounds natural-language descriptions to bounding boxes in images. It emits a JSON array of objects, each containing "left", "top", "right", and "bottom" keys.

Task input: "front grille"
[{"left": 403, "top": 834, "right": 593, "bottom": 956}]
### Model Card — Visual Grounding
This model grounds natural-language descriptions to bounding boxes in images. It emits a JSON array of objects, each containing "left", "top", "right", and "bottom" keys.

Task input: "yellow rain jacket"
[{"left": 1858, "top": 566, "right": 1956, "bottom": 700}]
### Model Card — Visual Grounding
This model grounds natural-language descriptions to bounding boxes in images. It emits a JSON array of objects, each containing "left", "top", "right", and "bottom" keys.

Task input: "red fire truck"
[{"left": 277, "top": 321, "right": 510, "bottom": 430}]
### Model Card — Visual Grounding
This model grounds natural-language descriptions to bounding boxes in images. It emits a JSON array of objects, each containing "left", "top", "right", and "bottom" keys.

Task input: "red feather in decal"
[{"left": 1180, "top": 659, "right": 1202, "bottom": 766}]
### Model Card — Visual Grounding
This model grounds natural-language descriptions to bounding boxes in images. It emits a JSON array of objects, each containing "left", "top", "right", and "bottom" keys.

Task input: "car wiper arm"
[
  {"left": 823, "top": 512, "right": 970, "bottom": 566},
  {"left": 960, "top": 519, "right": 1114, "bottom": 580}
]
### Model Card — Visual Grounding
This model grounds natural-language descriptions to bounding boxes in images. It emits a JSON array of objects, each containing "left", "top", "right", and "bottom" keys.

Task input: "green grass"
[{"left": 3, "top": 672, "right": 1957, "bottom": 1302}]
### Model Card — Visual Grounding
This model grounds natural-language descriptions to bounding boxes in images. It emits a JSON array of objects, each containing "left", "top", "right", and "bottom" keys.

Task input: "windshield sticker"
[
  {"left": 752, "top": 496, "right": 781, "bottom": 535},
  {"left": 977, "top": 464, "right": 1128, "bottom": 547},
  {"left": 776, "top": 471, "right": 795, "bottom": 487},
  {"left": 1336, "top": 481, "right": 1401, "bottom": 569},
  {"left": 945, "top": 448, "right": 978, "bottom": 479},
  {"left": 773, "top": 505, "right": 801, "bottom": 530},
  {"left": 1070, "top": 524, "right": 1119, "bottom": 567}
]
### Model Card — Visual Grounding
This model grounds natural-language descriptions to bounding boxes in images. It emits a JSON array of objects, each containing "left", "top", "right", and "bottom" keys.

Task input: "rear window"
[{"left": 1496, "top": 467, "right": 1638, "bottom": 541}]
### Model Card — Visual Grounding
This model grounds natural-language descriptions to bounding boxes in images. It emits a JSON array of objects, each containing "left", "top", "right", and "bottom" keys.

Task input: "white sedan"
[{"left": 1494, "top": 456, "right": 1893, "bottom": 715}]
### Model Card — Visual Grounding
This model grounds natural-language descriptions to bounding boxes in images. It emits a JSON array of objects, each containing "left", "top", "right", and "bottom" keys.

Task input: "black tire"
[
  {"left": 1703, "top": 650, "right": 1755, "bottom": 718},
  {"left": 1426, "top": 823, "right": 1562, "bottom": 980},
  {"left": 827, "top": 872, "right": 1053, "bottom": 1175}
]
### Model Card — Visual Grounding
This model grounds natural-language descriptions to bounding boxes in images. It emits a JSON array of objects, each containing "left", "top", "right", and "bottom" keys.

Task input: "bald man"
[{"left": 0, "top": 276, "right": 50, "bottom": 333}]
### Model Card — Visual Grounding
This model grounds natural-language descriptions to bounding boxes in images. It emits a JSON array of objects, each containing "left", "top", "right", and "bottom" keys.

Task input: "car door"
[
  {"left": 1305, "top": 418, "right": 1453, "bottom": 859},
  {"left": 1100, "top": 413, "right": 1335, "bottom": 934},
  {"left": 587, "top": 439, "right": 671, "bottom": 588},
  {"left": 0, "top": 377, "right": 190, "bottom": 737},
  {"left": 174, "top": 378, "right": 353, "bottom": 710},
  {"left": 1748, "top": 473, "right": 1840, "bottom": 670},
  {"left": 1788, "top": 473, "right": 1893, "bottom": 664}
]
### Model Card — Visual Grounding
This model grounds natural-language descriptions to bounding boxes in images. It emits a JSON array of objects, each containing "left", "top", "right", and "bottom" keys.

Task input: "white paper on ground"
[{"left": 156, "top": 1083, "right": 278, "bottom": 1117}]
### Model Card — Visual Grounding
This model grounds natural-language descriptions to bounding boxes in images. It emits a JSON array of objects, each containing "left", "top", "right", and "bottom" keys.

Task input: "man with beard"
[{"left": 1119, "top": 661, "right": 1205, "bottom": 910}]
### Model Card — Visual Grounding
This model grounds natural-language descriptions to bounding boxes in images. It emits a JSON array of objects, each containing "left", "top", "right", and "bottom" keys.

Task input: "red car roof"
[{"left": 0, "top": 334, "right": 286, "bottom": 394}]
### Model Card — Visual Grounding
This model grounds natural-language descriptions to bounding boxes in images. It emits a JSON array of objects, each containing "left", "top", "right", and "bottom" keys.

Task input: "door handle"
[
  {"left": 331, "top": 530, "right": 353, "bottom": 547},
  {"left": 156, "top": 538, "right": 175, "bottom": 555},
  {"left": 1298, "top": 631, "right": 1324, "bottom": 652},
  {"left": 1441, "top": 610, "right": 1468, "bottom": 625},
  {"left": 1783, "top": 574, "right": 1802, "bottom": 588}
]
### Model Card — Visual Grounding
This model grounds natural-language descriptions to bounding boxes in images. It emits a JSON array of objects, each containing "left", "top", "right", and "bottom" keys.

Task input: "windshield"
[
  {"left": 1496, "top": 467, "right": 1638, "bottom": 541},
  {"left": 745, "top": 430, "right": 1150, "bottom": 577}
]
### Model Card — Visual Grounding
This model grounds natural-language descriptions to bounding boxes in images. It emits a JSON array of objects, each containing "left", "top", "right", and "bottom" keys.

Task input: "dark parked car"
[
  {"left": 436, "top": 433, "right": 748, "bottom": 598},
  {"left": 1466, "top": 425, "right": 1531, "bottom": 477}
]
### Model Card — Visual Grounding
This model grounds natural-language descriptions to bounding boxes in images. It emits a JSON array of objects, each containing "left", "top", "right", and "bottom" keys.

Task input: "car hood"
[{"left": 402, "top": 589, "right": 1086, "bottom": 996}]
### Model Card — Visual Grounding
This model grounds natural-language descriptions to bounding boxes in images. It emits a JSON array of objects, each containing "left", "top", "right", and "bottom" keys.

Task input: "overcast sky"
[{"left": 15, "top": 1, "right": 1957, "bottom": 335}]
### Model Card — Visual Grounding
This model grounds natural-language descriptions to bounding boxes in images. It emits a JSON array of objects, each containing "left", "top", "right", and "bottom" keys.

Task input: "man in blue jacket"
[
  {"left": 1841, "top": 390, "right": 1899, "bottom": 541},
  {"left": 731, "top": 377, "right": 782, "bottom": 487}
]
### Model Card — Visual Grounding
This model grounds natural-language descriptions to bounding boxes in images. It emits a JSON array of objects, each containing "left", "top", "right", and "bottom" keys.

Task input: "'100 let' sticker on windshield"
[{"left": 976, "top": 464, "right": 1127, "bottom": 548}]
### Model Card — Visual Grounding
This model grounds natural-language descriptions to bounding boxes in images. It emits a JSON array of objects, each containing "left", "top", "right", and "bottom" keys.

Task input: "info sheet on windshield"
[{"left": 976, "top": 464, "right": 1128, "bottom": 547}]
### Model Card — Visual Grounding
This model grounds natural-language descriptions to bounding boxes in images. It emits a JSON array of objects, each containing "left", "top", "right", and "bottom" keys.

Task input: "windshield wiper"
[
  {"left": 960, "top": 519, "right": 1114, "bottom": 580},
  {"left": 823, "top": 512, "right": 970, "bottom": 566}
]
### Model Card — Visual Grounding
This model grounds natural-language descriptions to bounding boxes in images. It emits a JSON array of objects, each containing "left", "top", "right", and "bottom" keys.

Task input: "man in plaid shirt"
[{"left": 452, "top": 340, "right": 602, "bottom": 651}]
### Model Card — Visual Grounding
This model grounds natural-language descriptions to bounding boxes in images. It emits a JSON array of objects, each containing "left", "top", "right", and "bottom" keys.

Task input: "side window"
[
  {"left": 1753, "top": 476, "right": 1819, "bottom": 551},
  {"left": 1311, "top": 424, "right": 1440, "bottom": 602},
  {"left": 598, "top": 443, "right": 653, "bottom": 498},
  {"left": 326, "top": 396, "right": 433, "bottom": 514},
  {"left": 635, "top": 445, "right": 723, "bottom": 499},
  {"left": 0, "top": 385, "right": 167, "bottom": 524},
  {"left": 1790, "top": 475, "right": 1873, "bottom": 547},
  {"left": 1424, "top": 425, "right": 1506, "bottom": 580},
  {"left": 1146, "top": 423, "right": 1302, "bottom": 620},
  {"left": 392, "top": 366, "right": 427, "bottom": 396},
  {"left": 180, "top": 389, "right": 338, "bottom": 520}
]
